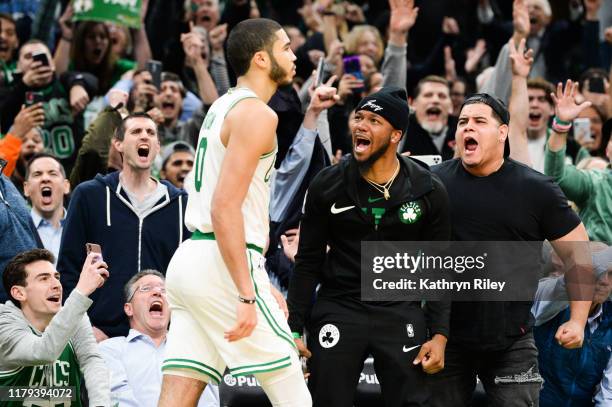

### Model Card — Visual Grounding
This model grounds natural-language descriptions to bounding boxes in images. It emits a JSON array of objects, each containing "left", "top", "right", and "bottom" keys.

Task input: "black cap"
[
  {"left": 355, "top": 86, "right": 410, "bottom": 134},
  {"left": 461, "top": 93, "right": 510, "bottom": 125}
]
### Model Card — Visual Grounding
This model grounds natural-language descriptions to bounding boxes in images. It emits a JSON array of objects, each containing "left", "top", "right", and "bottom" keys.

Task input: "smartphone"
[
  {"left": 342, "top": 56, "right": 364, "bottom": 94},
  {"left": 588, "top": 76, "right": 605, "bottom": 94},
  {"left": 25, "top": 91, "right": 44, "bottom": 107},
  {"left": 314, "top": 57, "right": 325, "bottom": 88},
  {"left": 411, "top": 155, "right": 442, "bottom": 166},
  {"left": 573, "top": 118, "right": 593, "bottom": 145},
  {"left": 146, "top": 60, "right": 163, "bottom": 90},
  {"left": 32, "top": 51, "right": 49, "bottom": 67},
  {"left": 86, "top": 243, "right": 103, "bottom": 263}
]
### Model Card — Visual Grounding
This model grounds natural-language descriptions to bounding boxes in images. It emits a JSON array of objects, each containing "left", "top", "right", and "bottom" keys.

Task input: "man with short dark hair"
[
  {"left": 99, "top": 270, "right": 219, "bottom": 406},
  {"left": 58, "top": 113, "right": 189, "bottom": 342},
  {"left": 24, "top": 153, "right": 70, "bottom": 261},
  {"left": 288, "top": 86, "right": 451, "bottom": 406},
  {"left": 0, "top": 248, "right": 110, "bottom": 405},
  {"left": 400, "top": 75, "right": 457, "bottom": 160},
  {"left": 159, "top": 141, "right": 194, "bottom": 189},
  {"left": 430, "top": 91, "right": 593, "bottom": 406},
  {"left": 159, "top": 18, "right": 311, "bottom": 406}
]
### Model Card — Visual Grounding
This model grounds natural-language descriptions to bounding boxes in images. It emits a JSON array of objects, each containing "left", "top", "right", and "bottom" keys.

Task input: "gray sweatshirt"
[{"left": 0, "top": 290, "right": 111, "bottom": 406}]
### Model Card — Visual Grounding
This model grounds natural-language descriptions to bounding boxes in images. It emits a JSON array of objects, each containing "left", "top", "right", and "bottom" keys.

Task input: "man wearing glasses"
[{"left": 98, "top": 270, "right": 219, "bottom": 406}]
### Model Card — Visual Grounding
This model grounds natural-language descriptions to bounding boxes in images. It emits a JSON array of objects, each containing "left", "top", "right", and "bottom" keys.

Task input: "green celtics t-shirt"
[{"left": 0, "top": 340, "right": 81, "bottom": 407}]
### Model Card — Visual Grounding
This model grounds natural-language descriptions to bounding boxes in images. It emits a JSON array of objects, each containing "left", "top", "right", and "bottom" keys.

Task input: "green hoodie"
[{"left": 545, "top": 145, "right": 612, "bottom": 244}]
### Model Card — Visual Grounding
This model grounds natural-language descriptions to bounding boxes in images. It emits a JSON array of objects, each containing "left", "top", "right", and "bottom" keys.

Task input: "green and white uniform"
[{"left": 163, "top": 87, "right": 298, "bottom": 384}]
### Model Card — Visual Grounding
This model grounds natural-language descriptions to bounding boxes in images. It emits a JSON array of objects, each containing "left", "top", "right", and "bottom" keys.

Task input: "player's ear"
[{"left": 252, "top": 49, "right": 269, "bottom": 70}]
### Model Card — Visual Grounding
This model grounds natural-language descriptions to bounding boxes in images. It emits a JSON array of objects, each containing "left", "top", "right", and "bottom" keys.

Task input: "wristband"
[
  {"left": 553, "top": 117, "right": 571, "bottom": 126},
  {"left": 292, "top": 332, "right": 302, "bottom": 339},
  {"left": 552, "top": 116, "right": 572, "bottom": 133},
  {"left": 238, "top": 295, "right": 256, "bottom": 304}
]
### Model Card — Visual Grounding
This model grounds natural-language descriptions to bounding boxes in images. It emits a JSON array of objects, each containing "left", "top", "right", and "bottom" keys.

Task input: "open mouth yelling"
[
  {"left": 149, "top": 300, "right": 164, "bottom": 318},
  {"left": 46, "top": 293, "right": 61, "bottom": 303},
  {"left": 161, "top": 101, "right": 176, "bottom": 116},
  {"left": 528, "top": 112, "right": 542, "bottom": 126},
  {"left": 137, "top": 144, "right": 150, "bottom": 162},
  {"left": 40, "top": 186, "right": 53, "bottom": 205},
  {"left": 354, "top": 134, "right": 371, "bottom": 154},
  {"left": 464, "top": 135, "right": 478, "bottom": 154},
  {"left": 426, "top": 106, "right": 442, "bottom": 121}
]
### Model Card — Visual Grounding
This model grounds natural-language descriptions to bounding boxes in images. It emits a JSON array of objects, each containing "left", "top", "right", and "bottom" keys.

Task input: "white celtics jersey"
[{"left": 184, "top": 87, "right": 276, "bottom": 249}]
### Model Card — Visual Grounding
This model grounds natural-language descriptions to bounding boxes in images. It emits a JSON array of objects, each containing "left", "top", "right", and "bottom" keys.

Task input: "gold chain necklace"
[{"left": 364, "top": 159, "right": 400, "bottom": 200}]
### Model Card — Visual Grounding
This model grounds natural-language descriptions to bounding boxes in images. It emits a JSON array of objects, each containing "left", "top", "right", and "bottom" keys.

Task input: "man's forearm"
[
  {"left": 508, "top": 74, "right": 531, "bottom": 166},
  {"left": 193, "top": 63, "right": 219, "bottom": 105}
]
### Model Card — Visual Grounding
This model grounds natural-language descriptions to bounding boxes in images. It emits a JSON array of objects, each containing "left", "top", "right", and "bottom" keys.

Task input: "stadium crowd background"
[{"left": 0, "top": 0, "right": 610, "bottom": 405}]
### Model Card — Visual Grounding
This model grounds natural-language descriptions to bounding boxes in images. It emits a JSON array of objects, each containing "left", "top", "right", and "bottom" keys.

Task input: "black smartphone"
[
  {"left": 342, "top": 56, "right": 364, "bottom": 94},
  {"left": 25, "top": 91, "right": 44, "bottom": 107},
  {"left": 146, "top": 60, "right": 163, "bottom": 90},
  {"left": 588, "top": 76, "right": 605, "bottom": 94},
  {"left": 32, "top": 51, "right": 50, "bottom": 67}
]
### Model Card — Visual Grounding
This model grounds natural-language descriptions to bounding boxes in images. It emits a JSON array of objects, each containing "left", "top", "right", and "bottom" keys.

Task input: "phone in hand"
[
  {"left": 86, "top": 243, "right": 103, "bottom": 263},
  {"left": 25, "top": 91, "right": 44, "bottom": 107},
  {"left": 588, "top": 76, "right": 605, "bottom": 94},
  {"left": 411, "top": 155, "right": 442, "bottom": 166},
  {"left": 342, "top": 56, "right": 364, "bottom": 95},
  {"left": 32, "top": 51, "right": 50, "bottom": 67},
  {"left": 146, "top": 60, "right": 163, "bottom": 90},
  {"left": 573, "top": 118, "right": 593, "bottom": 145},
  {"left": 314, "top": 57, "right": 325, "bottom": 88}
]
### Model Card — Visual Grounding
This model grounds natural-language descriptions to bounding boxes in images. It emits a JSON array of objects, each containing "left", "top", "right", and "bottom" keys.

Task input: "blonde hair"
[{"left": 343, "top": 25, "right": 384, "bottom": 65}]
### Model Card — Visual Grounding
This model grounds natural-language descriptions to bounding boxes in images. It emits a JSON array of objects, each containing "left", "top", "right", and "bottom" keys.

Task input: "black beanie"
[{"left": 355, "top": 86, "right": 410, "bottom": 133}]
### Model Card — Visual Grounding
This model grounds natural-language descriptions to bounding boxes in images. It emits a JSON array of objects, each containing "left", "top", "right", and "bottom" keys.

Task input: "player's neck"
[
  {"left": 362, "top": 153, "right": 400, "bottom": 184},
  {"left": 236, "top": 75, "right": 277, "bottom": 103}
]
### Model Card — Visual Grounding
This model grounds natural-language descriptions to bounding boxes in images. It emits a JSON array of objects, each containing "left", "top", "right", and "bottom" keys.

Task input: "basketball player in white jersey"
[{"left": 158, "top": 19, "right": 312, "bottom": 406}]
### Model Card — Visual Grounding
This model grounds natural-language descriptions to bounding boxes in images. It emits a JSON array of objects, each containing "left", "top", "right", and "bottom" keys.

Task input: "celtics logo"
[{"left": 399, "top": 201, "right": 422, "bottom": 224}]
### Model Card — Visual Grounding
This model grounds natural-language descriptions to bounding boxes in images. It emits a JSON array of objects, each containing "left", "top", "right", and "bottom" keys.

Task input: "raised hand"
[
  {"left": 389, "top": 0, "right": 419, "bottom": 34},
  {"left": 551, "top": 80, "right": 592, "bottom": 122},
  {"left": 512, "top": 0, "right": 530, "bottom": 40},
  {"left": 9, "top": 104, "right": 45, "bottom": 139},
  {"left": 444, "top": 46, "right": 456, "bottom": 82},
  {"left": 509, "top": 37, "right": 534, "bottom": 78},
  {"left": 465, "top": 39, "right": 487, "bottom": 74}
]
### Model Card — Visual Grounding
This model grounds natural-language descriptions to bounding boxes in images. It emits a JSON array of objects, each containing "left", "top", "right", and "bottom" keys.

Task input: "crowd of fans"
[{"left": 0, "top": 0, "right": 610, "bottom": 405}]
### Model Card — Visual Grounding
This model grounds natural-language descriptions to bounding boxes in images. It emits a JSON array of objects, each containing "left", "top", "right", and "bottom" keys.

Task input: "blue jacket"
[
  {"left": 58, "top": 172, "right": 190, "bottom": 337},
  {"left": 534, "top": 301, "right": 612, "bottom": 407},
  {"left": 0, "top": 175, "right": 38, "bottom": 302}
]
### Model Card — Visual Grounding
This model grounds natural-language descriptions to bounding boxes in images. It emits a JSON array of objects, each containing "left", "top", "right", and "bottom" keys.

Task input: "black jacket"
[
  {"left": 287, "top": 155, "right": 452, "bottom": 337},
  {"left": 400, "top": 114, "right": 457, "bottom": 161}
]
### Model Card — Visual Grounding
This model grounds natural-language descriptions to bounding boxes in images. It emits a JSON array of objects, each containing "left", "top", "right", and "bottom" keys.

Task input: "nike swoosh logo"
[
  {"left": 330, "top": 203, "right": 355, "bottom": 214},
  {"left": 368, "top": 196, "right": 383, "bottom": 203},
  {"left": 402, "top": 344, "right": 421, "bottom": 353}
]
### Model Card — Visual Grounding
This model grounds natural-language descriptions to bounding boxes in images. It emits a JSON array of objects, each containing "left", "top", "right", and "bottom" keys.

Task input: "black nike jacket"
[{"left": 287, "top": 154, "right": 452, "bottom": 338}]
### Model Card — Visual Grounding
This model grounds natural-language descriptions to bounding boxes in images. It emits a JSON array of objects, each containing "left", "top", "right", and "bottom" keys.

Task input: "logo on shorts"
[
  {"left": 224, "top": 374, "right": 237, "bottom": 386},
  {"left": 399, "top": 201, "right": 422, "bottom": 224},
  {"left": 319, "top": 324, "right": 340, "bottom": 348},
  {"left": 406, "top": 323, "right": 414, "bottom": 338}
]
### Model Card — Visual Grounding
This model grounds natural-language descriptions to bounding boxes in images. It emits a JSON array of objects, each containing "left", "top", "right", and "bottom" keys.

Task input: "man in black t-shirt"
[
  {"left": 288, "top": 87, "right": 452, "bottom": 406},
  {"left": 430, "top": 92, "right": 592, "bottom": 407}
]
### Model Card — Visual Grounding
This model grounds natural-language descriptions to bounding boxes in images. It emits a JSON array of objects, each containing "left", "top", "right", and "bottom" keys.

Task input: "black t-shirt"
[{"left": 433, "top": 158, "right": 581, "bottom": 350}]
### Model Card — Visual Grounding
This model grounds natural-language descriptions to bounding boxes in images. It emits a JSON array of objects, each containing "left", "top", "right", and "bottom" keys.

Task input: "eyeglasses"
[{"left": 127, "top": 284, "right": 166, "bottom": 302}]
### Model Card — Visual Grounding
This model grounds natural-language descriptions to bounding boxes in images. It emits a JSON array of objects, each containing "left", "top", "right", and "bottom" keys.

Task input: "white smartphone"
[
  {"left": 411, "top": 155, "right": 442, "bottom": 166},
  {"left": 573, "top": 118, "right": 593, "bottom": 145}
]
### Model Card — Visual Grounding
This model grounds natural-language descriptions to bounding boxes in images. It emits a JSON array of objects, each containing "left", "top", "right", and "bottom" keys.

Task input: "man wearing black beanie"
[{"left": 287, "top": 86, "right": 452, "bottom": 406}]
